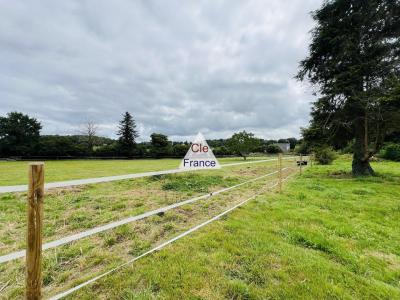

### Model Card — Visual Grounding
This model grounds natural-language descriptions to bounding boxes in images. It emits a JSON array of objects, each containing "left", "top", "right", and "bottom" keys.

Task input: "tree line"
[{"left": 0, "top": 111, "right": 298, "bottom": 159}]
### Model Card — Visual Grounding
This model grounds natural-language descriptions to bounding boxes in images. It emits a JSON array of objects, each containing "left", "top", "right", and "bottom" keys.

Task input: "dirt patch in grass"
[
  {"left": 237, "top": 166, "right": 265, "bottom": 177},
  {"left": 367, "top": 251, "right": 400, "bottom": 271},
  {"left": 46, "top": 186, "right": 85, "bottom": 196},
  {"left": 161, "top": 174, "right": 237, "bottom": 193},
  {"left": 327, "top": 170, "right": 352, "bottom": 178}
]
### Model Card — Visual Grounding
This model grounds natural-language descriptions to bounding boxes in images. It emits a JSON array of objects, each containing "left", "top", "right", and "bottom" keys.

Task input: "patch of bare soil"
[
  {"left": 328, "top": 170, "right": 352, "bottom": 178},
  {"left": 367, "top": 251, "right": 400, "bottom": 270}
]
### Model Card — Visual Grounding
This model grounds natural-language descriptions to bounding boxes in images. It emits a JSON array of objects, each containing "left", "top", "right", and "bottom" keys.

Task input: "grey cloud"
[{"left": 0, "top": 0, "right": 322, "bottom": 141}]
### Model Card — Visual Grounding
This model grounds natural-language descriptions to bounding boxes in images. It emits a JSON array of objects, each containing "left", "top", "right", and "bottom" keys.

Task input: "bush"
[
  {"left": 212, "top": 146, "right": 232, "bottom": 156},
  {"left": 266, "top": 144, "right": 282, "bottom": 154},
  {"left": 294, "top": 142, "right": 310, "bottom": 155},
  {"left": 341, "top": 140, "right": 354, "bottom": 154},
  {"left": 93, "top": 143, "right": 119, "bottom": 157},
  {"left": 172, "top": 143, "right": 189, "bottom": 157},
  {"left": 315, "top": 147, "right": 337, "bottom": 165},
  {"left": 379, "top": 143, "right": 400, "bottom": 161}
]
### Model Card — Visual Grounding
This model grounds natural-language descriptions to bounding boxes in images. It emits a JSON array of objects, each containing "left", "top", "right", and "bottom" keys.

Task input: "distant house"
[{"left": 277, "top": 143, "right": 290, "bottom": 153}]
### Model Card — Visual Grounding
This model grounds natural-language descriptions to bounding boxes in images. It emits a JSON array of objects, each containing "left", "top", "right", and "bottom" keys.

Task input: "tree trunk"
[{"left": 352, "top": 115, "right": 375, "bottom": 176}]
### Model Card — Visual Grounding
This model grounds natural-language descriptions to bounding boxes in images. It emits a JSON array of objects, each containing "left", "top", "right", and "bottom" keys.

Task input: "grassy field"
[
  {"left": 0, "top": 158, "right": 294, "bottom": 299},
  {"left": 0, "top": 156, "right": 274, "bottom": 186},
  {"left": 1, "top": 156, "right": 399, "bottom": 299},
  {"left": 64, "top": 157, "right": 399, "bottom": 299}
]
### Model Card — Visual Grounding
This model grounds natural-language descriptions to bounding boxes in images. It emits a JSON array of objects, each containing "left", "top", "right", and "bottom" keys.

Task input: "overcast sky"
[{"left": 0, "top": 0, "right": 322, "bottom": 141}]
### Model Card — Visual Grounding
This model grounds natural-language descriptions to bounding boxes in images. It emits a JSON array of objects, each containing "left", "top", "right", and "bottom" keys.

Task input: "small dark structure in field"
[{"left": 297, "top": 160, "right": 307, "bottom": 166}]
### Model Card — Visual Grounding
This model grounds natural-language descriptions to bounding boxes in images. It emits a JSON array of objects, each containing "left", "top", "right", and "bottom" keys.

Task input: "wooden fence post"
[
  {"left": 26, "top": 163, "right": 44, "bottom": 300},
  {"left": 278, "top": 153, "right": 282, "bottom": 193},
  {"left": 300, "top": 154, "right": 303, "bottom": 175}
]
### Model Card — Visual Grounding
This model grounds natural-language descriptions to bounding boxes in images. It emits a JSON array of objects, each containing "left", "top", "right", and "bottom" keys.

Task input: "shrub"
[
  {"left": 315, "top": 147, "right": 337, "bottom": 165},
  {"left": 294, "top": 142, "right": 310, "bottom": 155},
  {"left": 93, "top": 143, "right": 119, "bottom": 157},
  {"left": 171, "top": 143, "right": 189, "bottom": 157},
  {"left": 266, "top": 144, "right": 282, "bottom": 154},
  {"left": 379, "top": 143, "right": 400, "bottom": 161},
  {"left": 341, "top": 140, "right": 354, "bottom": 154}
]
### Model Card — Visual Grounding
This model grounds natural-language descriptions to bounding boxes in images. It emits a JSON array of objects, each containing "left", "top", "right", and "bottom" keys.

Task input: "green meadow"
[
  {"left": 65, "top": 157, "right": 400, "bottom": 299},
  {"left": 0, "top": 159, "right": 294, "bottom": 298},
  {"left": 0, "top": 156, "right": 273, "bottom": 186},
  {"left": 0, "top": 156, "right": 399, "bottom": 299}
]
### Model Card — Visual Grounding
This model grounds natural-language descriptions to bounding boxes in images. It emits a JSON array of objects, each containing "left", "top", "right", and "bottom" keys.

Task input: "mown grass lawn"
[
  {"left": 69, "top": 156, "right": 400, "bottom": 299},
  {"left": 0, "top": 156, "right": 273, "bottom": 186}
]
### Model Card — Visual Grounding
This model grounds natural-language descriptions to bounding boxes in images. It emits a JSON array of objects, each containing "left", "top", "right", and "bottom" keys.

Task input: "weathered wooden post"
[
  {"left": 300, "top": 154, "right": 303, "bottom": 175},
  {"left": 278, "top": 153, "right": 282, "bottom": 193},
  {"left": 26, "top": 162, "right": 44, "bottom": 300}
]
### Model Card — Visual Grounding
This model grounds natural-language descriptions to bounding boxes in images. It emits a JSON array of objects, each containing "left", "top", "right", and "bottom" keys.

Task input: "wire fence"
[
  {"left": 0, "top": 157, "right": 293, "bottom": 193},
  {"left": 0, "top": 154, "right": 309, "bottom": 299}
]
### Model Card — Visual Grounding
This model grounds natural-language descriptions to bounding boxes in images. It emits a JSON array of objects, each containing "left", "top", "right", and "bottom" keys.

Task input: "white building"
[{"left": 277, "top": 143, "right": 290, "bottom": 153}]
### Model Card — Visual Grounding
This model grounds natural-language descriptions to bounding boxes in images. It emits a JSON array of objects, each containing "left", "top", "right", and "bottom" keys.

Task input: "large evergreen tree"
[
  {"left": 117, "top": 112, "right": 139, "bottom": 156},
  {"left": 297, "top": 0, "right": 400, "bottom": 175}
]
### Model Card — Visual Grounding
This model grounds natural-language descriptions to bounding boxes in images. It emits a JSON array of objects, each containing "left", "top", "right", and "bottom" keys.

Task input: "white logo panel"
[{"left": 179, "top": 133, "right": 220, "bottom": 169}]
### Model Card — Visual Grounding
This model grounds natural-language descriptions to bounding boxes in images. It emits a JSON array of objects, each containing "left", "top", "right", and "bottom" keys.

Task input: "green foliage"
[
  {"left": 34, "top": 135, "right": 116, "bottom": 157},
  {"left": 0, "top": 111, "right": 301, "bottom": 159},
  {"left": 93, "top": 142, "right": 119, "bottom": 157},
  {"left": 384, "top": 131, "right": 400, "bottom": 144},
  {"left": 35, "top": 135, "right": 115, "bottom": 157},
  {"left": 150, "top": 133, "right": 171, "bottom": 158},
  {"left": 265, "top": 144, "right": 282, "bottom": 154},
  {"left": 212, "top": 146, "right": 231, "bottom": 156},
  {"left": 117, "top": 112, "right": 139, "bottom": 156},
  {"left": 171, "top": 143, "right": 189, "bottom": 157},
  {"left": 161, "top": 174, "right": 235, "bottom": 193},
  {"left": 379, "top": 143, "right": 400, "bottom": 161},
  {"left": 66, "top": 157, "right": 400, "bottom": 299},
  {"left": 341, "top": 140, "right": 355, "bottom": 154},
  {"left": 37, "top": 135, "right": 87, "bottom": 156},
  {"left": 225, "top": 279, "right": 253, "bottom": 299},
  {"left": 1, "top": 157, "right": 400, "bottom": 299},
  {"left": 0, "top": 156, "right": 267, "bottom": 185},
  {"left": 286, "top": 137, "right": 298, "bottom": 150},
  {"left": 297, "top": 0, "right": 400, "bottom": 175},
  {"left": 315, "top": 147, "right": 337, "bottom": 165},
  {"left": 227, "top": 131, "right": 260, "bottom": 160},
  {"left": 0, "top": 111, "right": 42, "bottom": 156},
  {"left": 294, "top": 142, "right": 310, "bottom": 155}
]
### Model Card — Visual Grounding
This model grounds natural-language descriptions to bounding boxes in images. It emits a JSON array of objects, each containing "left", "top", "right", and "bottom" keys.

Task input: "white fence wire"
[
  {"left": 0, "top": 157, "right": 295, "bottom": 193},
  {"left": 49, "top": 180, "right": 283, "bottom": 299},
  {"left": 0, "top": 168, "right": 290, "bottom": 264}
]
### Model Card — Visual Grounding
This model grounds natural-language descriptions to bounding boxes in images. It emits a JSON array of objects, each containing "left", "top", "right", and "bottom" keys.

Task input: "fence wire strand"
[
  {"left": 0, "top": 167, "right": 291, "bottom": 264},
  {"left": 0, "top": 157, "right": 295, "bottom": 193}
]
